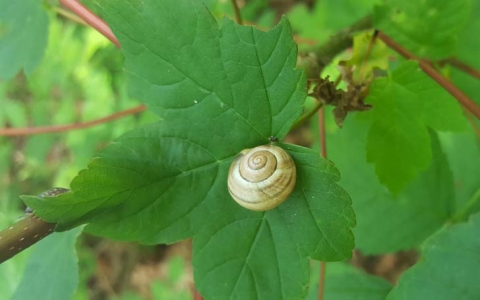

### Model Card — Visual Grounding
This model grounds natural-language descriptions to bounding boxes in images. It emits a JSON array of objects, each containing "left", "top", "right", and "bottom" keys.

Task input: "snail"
[{"left": 227, "top": 144, "right": 296, "bottom": 211}]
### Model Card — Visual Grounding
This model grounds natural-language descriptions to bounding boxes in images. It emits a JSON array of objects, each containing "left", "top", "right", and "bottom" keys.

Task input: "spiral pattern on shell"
[{"left": 227, "top": 145, "right": 296, "bottom": 211}]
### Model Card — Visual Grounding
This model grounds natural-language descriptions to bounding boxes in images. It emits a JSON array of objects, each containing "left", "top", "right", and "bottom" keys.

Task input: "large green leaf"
[
  {"left": 11, "top": 228, "right": 82, "bottom": 300},
  {"left": 23, "top": 138, "right": 355, "bottom": 299},
  {"left": 326, "top": 116, "right": 455, "bottom": 254},
  {"left": 0, "top": 0, "right": 49, "bottom": 79},
  {"left": 364, "top": 61, "right": 466, "bottom": 194},
  {"left": 22, "top": 1, "right": 355, "bottom": 299},
  {"left": 387, "top": 212, "right": 480, "bottom": 299},
  {"left": 374, "top": 0, "right": 471, "bottom": 60}
]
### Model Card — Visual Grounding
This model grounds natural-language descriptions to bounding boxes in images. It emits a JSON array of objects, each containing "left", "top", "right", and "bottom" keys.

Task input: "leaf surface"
[
  {"left": 22, "top": 1, "right": 355, "bottom": 299},
  {"left": 0, "top": 0, "right": 49, "bottom": 79},
  {"left": 326, "top": 116, "right": 455, "bottom": 254},
  {"left": 364, "top": 61, "right": 465, "bottom": 193},
  {"left": 12, "top": 228, "right": 82, "bottom": 300},
  {"left": 387, "top": 213, "right": 480, "bottom": 300},
  {"left": 288, "top": 0, "right": 378, "bottom": 44},
  {"left": 374, "top": 0, "right": 471, "bottom": 60}
]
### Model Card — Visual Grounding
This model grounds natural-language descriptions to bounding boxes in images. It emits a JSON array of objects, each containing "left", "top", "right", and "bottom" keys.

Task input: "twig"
[
  {"left": 230, "top": 0, "right": 243, "bottom": 25},
  {"left": 358, "top": 30, "right": 378, "bottom": 80},
  {"left": 0, "top": 105, "right": 146, "bottom": 136},
  {"left": 0, "top": 214, "right": 55, "bottom": 264},
  {"left": 292, "top": 101, "right": 323, "bottom": 129},
  {"left": 377, "top": 31, "right": 480, "bottom": 120},
  {"left": 59, "top": 0, "right": 120, "bottom": 48},
  {"left": 0, "top": 188, "right": 69, "bottom": 263},
  {"left": 445, "top": 58, "right": 480, "bottom": 81}
]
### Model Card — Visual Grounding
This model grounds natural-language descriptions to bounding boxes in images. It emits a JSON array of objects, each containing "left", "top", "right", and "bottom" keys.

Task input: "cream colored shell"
[{"left": 227, "top": 145, "right": 296, "bottom": 211}]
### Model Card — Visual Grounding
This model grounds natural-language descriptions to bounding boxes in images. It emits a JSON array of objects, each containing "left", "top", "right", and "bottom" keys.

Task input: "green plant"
[{"left": 1, "top": 0, "right": 479, "bottom": 299}]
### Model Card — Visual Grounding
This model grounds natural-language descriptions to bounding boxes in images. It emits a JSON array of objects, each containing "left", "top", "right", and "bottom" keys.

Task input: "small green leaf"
[
  {"left": 364, "top": 61, "right": 466, "bottom": 193},
  {"left": 0, "top": 0, "right": 49, "bottom": 79},
  {"left": 387, "top": 212, "right": 480, "bottom": 300},
  {"left": 374, "top": 0, "right": 471, "bottom": 60},
  {"left": 306, "top": 262, "right": 392, "bottom": 300},
  {"left": 12, "top": 228, "right": 82, "bottom": 300}
]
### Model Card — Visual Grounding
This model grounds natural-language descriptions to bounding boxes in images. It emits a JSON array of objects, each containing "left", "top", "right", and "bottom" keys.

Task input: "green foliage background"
[{"left": 1, "top": 0, "right": 480, "bottom": 299}]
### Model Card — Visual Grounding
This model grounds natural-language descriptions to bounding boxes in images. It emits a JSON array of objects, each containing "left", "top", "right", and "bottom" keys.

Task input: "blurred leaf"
[
  {"left": 0, "top": 0, "right": 49, "bottom": 79},
  {"left": 439, "top": 130, "right": 480, "bottom": 217},
  {"left": 344, "top": 31, "right": 390, "bottom": 81},
  {"left": 451, "top": 0, "right": 480, "bottom": 106},
  {"left": 364, "top": 61, "right": 466, "bottom": 193},
  {"left": 387, "top": 212, "right": 480, "bottom": 299},
  {"left": 374, "top": 0, "right": 471, "bottom": 60},
  {"left": 0, "top": 208, "right": 31, "bottom": 300},
  {"left": 0, "top": 250, "right": 30, "bottom": 300},
  {"left": 205, "top": 0, "right": 271, "bottom": 26},
  {"left": 288, "top": 0, "right": 378, "bottom": 44},
  {"left": 149, "top": 256, "right": 191, "bottom": 300},
  {"left": 306, "top": 262, "right": 392, "bottom": 300},
  {"left": 0, "top": 99, "right": 28, "bottom": 127},
  {"left": 0, "top": 140, "right": 13, "bottom": 178},
  {"left": 12, "top": 227, "right": 82, "bottom": 300},
  {"left": 72, "top": 239, "right": 98, "bottom": 300},
  {"left": 168, "top": 256, "right": 186, "bottom": 284},
  {"left": 326, "top": 116, "right": 455, "bottom": 254},
  {"left": 455, "top": 0, "right": 480, "bottom": 68}
]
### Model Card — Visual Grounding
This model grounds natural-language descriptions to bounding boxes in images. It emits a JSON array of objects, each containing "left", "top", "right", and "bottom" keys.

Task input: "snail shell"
[{"left": 227, "top": 145, "right": 296, "bottom": 211}]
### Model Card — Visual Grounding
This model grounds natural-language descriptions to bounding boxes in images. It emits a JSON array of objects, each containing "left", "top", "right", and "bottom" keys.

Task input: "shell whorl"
[{"left": 227, "top": 145, "right": 296, "bottom": 211}]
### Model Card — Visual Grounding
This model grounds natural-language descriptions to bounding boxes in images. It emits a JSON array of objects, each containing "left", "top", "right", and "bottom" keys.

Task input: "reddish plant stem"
[
  {"left": 377, "top": 31, "right": 480, "bottom": 120},
  {"left": 194, "top": 289, "right": 203, "bottom": 300},
  {"left": 0, "top": 214, "right": 56, "bottom": 263},
  {"left": 445, "top": 58, "right": 480, "bottom": 81},
  {"left": 0, "top": 105, "right": 146, "bottom": 136},
  {"left": 358, "top": 30, "right": 378, "bottom": 80},
  {"left": 317, "top": 106, "right": 327, "bottom": 300},
  {"left": 231, "top": 0, "right": 243, "bottom": 25},
  {"left": 318, "top": 107, "right": 327, "bottom": 158},
  {"left": 51, "top": 6, "right": 88, "bottom": 26},
  {"left": 60, "top": 0, "right": 120, "bottom": 48},
  {"left": 318, "top": 261, "right": 327, "bottom": 300}
]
